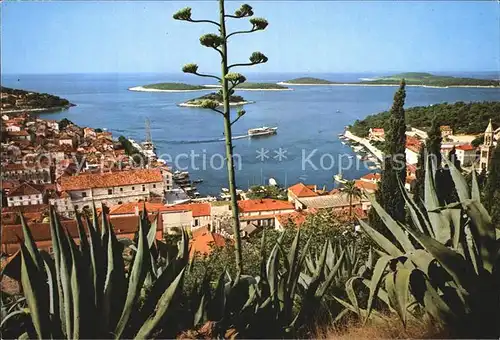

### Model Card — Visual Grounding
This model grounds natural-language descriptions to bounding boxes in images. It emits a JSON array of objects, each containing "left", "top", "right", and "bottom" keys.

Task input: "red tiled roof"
[
  {"left": 370, "top": 128, "right": 385, "bottom": 133},
  {"left": 456, "top": 144, "right": 475, "bottom": 151},
  {"left": 238, "top": 199, "right": 294, "bottom": 213},
  {"left": 1, "top": 214, "right": 161, "bottom": 246},
  {"left": 2, "top": 163, "right": 50, "bottom": 171},
  {"left": 109, "top": 201, "right": 211, "bottom": 218},
  {"left": 354, "top": 180, "right": 378, "bottom": 192},
  {"left": 161, "top": 203, "right": 211, "bottom": 217},
  {"left": 60, "top": 169, "right": 163, "bottom": 191},
  {"left": 7, "top": 183, "right": 43, "bottom": 197},
  {"left": 2, "top": 204, "right": 49, "bottom": 214},
  {"left": 275, "top": 209, "right": 316, "bottom": 228},
  {"left": 189, "top": 226, "right": 227, "bottom": 257},
  {"left": 109, "top": 201, "right": 166, "bottom": 215},
  {"left": 361, "top": 173, "right": 381, "bottom": 182},
  {"left": 7, "top": 131, "right": 29, "bottom": 136},
  {"left": 440, "top": 125, "right": 452, "bottom": 131},
  {"left": 288, "top": 183, "right": 318, "bottom": 198}
]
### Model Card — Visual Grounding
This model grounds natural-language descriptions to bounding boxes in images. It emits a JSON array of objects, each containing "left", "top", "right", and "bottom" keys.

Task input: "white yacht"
[{"left": 248, "top": 126, "right": 278, "bottom": 137}]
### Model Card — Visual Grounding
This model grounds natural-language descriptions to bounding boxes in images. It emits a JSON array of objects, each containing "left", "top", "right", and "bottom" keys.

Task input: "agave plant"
[
  {"left": 1, "top": 204, "right": 189, "bottom": 339},
  {"left": 338, "top": 157, "right": 500, "bottom": 337},
  {"left": 185, "top": 230, "right": 358, "bottom": 338}
]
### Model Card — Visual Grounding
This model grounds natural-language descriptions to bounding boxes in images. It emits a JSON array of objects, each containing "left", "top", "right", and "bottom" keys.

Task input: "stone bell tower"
[{"left": 479, "top": 119, "right": 494, "bottom": 171}]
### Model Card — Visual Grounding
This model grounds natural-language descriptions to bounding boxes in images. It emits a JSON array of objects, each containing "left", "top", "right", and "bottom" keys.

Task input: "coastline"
[
  {"left": 1, "top": 105, "right": 75, "bottom": 114},
  {"left": 203, "top": 84, "right": 293, "bottom": 91},
  {"left": 277, "top": 82, "right": 498, "bottom": 89},
  {"left": 178, "top": 100, "right": 254, "bottom": 107},
  {"left": 128, "top": 86, "right": 210, "bottom": 93}
]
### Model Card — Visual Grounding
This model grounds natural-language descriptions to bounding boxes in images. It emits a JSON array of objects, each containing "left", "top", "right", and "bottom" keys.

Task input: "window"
[
  {"left": 195, "top": 219, "right": 199, "bottom": 227},
  {"left": 108, "top": 189, "right": 112, "bottom": 195},
  {"left": 142, "top": 185, "right": 146, "bottom": 192},
  {"left": 120, "top": 188, "right": 123, "bottom": 192},
  {"left": 75, "top": 205, "right": 79, "bottom": 210},
  {"left": 118, "top": 201, "right": 123, "bottom": 205},
  {"left": 82, "top": 192, "right": 87, "bottom": 198},
  {"left": 132, "top": 186, "right": 135, "bottom": 190},
  {"left": 152, "top": 184, "right": 156, "bottom": 188},
  {"left": 9, "top": 197, "right": 13, "bottom": 201}
]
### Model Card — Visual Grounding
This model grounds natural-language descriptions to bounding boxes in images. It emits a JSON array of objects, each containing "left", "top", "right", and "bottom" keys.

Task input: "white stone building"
[
  {"left": 59, "top": 168, "right": 165, "bottom": 212},
  {"left": 7, "top": 182, "right": 45, "bottom": 207}
]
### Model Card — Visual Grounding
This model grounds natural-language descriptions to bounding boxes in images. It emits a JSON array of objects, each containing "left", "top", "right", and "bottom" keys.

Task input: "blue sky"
[{"left": 1, "top": 1, "right": 499, "bottom": 74}]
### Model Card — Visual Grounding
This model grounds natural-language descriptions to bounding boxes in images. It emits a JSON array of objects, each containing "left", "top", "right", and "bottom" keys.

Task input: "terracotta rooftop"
[
  {"left": 189, "top": 226, "right": 227, "bottom": 257},
  {"left": 2, "top": 204, "right": 49, "bottom": 214},
  {"left": 2, "top": 214, "right": 161, "bottom": 247},
  {"left": 109, "top": 201, "right": 211, "bottom": 218},
  {"left": 360, "top": 172, "right": 381, "bottom": 182},
  {"left": 288, "top": 183, "right": 318, "bottom": 198},
  {"left": 456, "top": 144, "right": 475, "bottom": 151},
  {"left": 275, "top": 209, "right": 317, "bottom": 228},
  {"left": 60, "top": 168, "right": 163, "bottom": 191},
  {"left": 238, "top": 199, "right": 294, "bottom": 213},
  {"left": 354, "top": 180, "right": 378, "bottom": 193},
  {"left": 7, "top": 182, "right": 44, "bottom": 197}
]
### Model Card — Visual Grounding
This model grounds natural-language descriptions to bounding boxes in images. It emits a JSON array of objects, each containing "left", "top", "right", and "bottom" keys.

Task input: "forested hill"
[
  {"left": 349, "top": 101, "right": 500, "bottom": 137},
  {"left": 1, "top": 86, "right": 74, "bottom": 112}
]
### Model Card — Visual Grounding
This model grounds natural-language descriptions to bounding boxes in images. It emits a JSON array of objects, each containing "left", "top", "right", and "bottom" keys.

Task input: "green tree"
[
  {"left": 173, "top": 3, "right": 268, "bottom": 276},
  {"left": 340, "top": 180, "right": 362, "bottom": 217},
  {"left": 484, "top": 143, "right": 500, "bottom": 225},
  {"left": 371, "top": 80, "right": 407, "bottom": 232}
]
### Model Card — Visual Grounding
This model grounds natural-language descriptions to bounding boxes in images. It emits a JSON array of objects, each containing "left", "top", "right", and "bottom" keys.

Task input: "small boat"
[
  {"left": 334, "top": 172, "right": 347, "bottom": 184},
  {"left": 192, "top": 179, "right": 203, "bottom": 184},
  {"left": 336, "top": 109, "right": 341, "bottom": 113},
  {"left": 347, "top": 155, "right": 354, "bottom": 159},
  {"left": 248, "top": 126, "right": 278, "bottom": 137},
  {"left": 221, "top": 188, "right": 229, "bottom": 193},
  {"left": 341, "top": 141, "right": 346, "bottom": 145},
  {"left": 368, "top": 165, "right": 378, "bottom": 170}
]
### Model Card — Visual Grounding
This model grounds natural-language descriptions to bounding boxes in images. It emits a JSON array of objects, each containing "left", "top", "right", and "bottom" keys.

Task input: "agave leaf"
[
  {"left": 85, "top": 213, "right": 101, "bottom": 309},
  {"left": 286, "top": 229, "right": 301, "bottom": 289},
  {"left": 19, "top": 243, "right": 49, "bottom": 339},
  {"left": 114, "top": 214, "right": 150, "bottom": 339},
  {"left": 18, "top": 332, "right": 30, "bottom": 340},
  {"left": 403, "top": 225, "right": 473, "bottom": 292},
  {"left": 259, "top": 230, "right": 267, "bottom": 280},
  {"left": 443, "top": 157, "right": 470, "bottom": 203},
  {"left": 390, "top": 268, "right": 412, "bottom": 326},
  {"left": 367, "top": 196, "right": 414, "bottom": 252},
  {"left": 365, "top": 255, "right": 391, "bottom": 322},
  {"left": 40, "top": 251, "right": 60, "bottom": 333},
  {"left": 471, "top": 167, "right": 481, "bottom": 202},
  {"left": 398, "top": 179, "right": 433, "bottom": 236},
  {"left": 266, "top": 243, "right": 280, "bottom": 297},
  {"left": 135, "top": 268, "right": 186, "bottom": 339},
  {"left": 411, "top": 270, "right": 456, "bottom": 324},
  {"left": 53, "top": 210, "right": 73, "bottom": 338},
  {"left": 19, "top": 213, "right": 44, "bottom": 273},
  {"left": 49, "top": 207, "right": 67, "bottom": 337},
  {"left": 406, "top": 249, "right": 435, "bottom": 276},
  {"left": 345, "top": 277, "right": 362, "bottom": 316},
  {"left": 67, "top": 231, "right": 81, "bottom": 340},
  {"left": 75, "top": 212, "right": 90, "bottom": 255},
  {"left": 316, "top": 250, "right": 345, "bottom": 299},
  {"left": 461, "top": 199, "right": 496, "bottom": 273},
  {"left": 358, "top": 219, "right": 403, "bottom": 257},
  {"left": 290, "top": 236, "right": 311, "bottom": 298}
]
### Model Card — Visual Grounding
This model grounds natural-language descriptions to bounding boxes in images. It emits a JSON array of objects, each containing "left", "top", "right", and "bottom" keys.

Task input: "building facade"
[{"left": 479, "top": 120, "right": 495, "bottom": 171}]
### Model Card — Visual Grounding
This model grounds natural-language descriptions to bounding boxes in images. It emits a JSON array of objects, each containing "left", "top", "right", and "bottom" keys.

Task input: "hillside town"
[{"left": 0, "top": 113, "right": 383, "bottom": 257}]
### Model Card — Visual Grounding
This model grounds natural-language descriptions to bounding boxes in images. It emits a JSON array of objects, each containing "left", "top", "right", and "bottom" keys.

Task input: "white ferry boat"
[{"left": 248, "top": 126, "right": 277, "bottom": 137}]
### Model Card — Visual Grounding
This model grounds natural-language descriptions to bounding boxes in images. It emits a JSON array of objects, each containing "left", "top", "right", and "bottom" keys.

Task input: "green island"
[
  {"left": 280, "top": 72, "right": 499, "bottom": 87},
  {"left": 280, "top": 77, "right": 335, "bottom": 84},
  {"left": 360, "top": 72, "right": 500, "bottom": 87},
  {"left": 179, "top": 92, "right": 251, "bottom": 107},
  {"left": 132, "top": 82, "right": 290, "bottom": 91},
  {"left": 142, "top": 82, "right": 207, "bottom": 91},
  {"left": 0, "top": 86, "right": 75, "bottom": 113},
  {"left": 349, "top": 101, "right": 500, "bottom": 137},
  {"left": 234, "top": 82, "right": 289, "bottom": 90}
]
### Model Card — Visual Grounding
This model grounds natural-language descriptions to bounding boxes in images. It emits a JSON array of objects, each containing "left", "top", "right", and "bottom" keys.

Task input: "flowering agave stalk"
[
  {"left": 337, "top": 157, "right": 500, "bottom": 338},
  {"left": 173, "top": 2, "right": 269, "bottom": 277}
]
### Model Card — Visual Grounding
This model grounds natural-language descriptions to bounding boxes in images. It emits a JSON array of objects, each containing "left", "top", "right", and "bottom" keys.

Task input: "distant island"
[
  {"left": 349, "top": 101, "right": 500, "bottom": 138},
  {"left": 179, "top": 92, "right": 253, "bottom": 108},
  {"left": 359, "top": 72, "right": 500, "bottom": 87},
  {"left": 278, "top": 77, "right": 336, "bottom": 85},
  {"left": 0, "top": 86, "right": 75, "bottom": 114},
  {"left": 130, "top": 82, "right": 291, "bottom": 92},
  {"left": 279, "top": 72, "right": 499, "bottom": 88}
]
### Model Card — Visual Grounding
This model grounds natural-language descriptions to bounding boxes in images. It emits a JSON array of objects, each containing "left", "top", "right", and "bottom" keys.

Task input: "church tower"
[{"left": 479, "top": 119, "right": 495, "bottom": 170}]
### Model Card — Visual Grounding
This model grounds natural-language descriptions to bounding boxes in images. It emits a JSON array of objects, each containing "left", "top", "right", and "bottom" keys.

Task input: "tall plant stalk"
[{"left": 173, "top": 2, "right": 268, "bottom": 275}]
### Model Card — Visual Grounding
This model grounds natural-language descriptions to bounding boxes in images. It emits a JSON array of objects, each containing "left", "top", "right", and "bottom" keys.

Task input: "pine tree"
[
  {"left": 370, "top": 80, "right": 407, "bottom": 232},
  {"left": 484, "top": 143, "right": 500, "bottom": 225}
]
